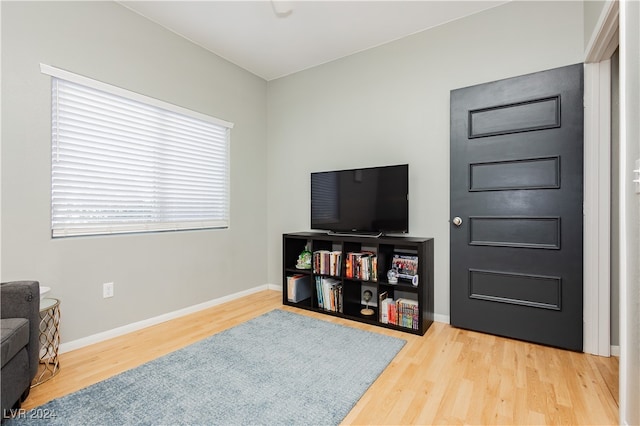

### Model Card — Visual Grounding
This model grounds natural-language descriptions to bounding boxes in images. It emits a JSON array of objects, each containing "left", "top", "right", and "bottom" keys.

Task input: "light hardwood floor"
[{"left": 24, "top": 290, "right": 618, "bottom": 425}]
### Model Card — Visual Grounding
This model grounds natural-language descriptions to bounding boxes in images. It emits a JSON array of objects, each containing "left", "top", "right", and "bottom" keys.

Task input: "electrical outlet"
[{"left": 103, "top": 282, "right": 114, "bottom": 298}]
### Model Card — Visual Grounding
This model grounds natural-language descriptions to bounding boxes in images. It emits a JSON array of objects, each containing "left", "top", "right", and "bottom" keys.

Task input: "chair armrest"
[
  {"left": 1, "top": 281, "right": 39, "bottom": 320},
  {"left": 1, "top": 281, "right": 40, "bottom": 380}
]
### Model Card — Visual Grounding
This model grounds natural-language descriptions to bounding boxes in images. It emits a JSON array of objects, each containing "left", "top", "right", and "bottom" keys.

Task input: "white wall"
[
  {"left": 266, "top": 1, "right": 585, "bottom": 321},
  {"left": 1, "top": 2, "right": 268, "bottom": 342},
  {"left": 584, "top": 0, "right": 608, "bottom": 48}
]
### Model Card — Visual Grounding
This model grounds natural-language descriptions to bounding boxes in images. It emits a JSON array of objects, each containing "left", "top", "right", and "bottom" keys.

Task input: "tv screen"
[{"left": 311, "top": 164, "right": 408, "bottom": 235}]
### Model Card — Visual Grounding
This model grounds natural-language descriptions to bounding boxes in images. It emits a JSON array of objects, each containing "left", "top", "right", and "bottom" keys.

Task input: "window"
[{"left": 41, "top": 65, "right": 233, "bottom": 238}]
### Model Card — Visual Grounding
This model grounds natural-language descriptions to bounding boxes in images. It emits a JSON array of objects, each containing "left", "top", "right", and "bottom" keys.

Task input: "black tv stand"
[
  {"left": 327, "top": 231, "right": 383, "bottom": 238},
  {"left": 282, "top": 232, "right": 434, "bottom": 335}
]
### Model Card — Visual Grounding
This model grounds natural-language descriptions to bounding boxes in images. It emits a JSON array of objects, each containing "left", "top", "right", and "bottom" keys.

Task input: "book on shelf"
[
  {"left": 313, "top": 250, "right": 342, "bottom": 276},
  {"left": 392, "top": 254, "right": 418, "bottom": 280},
  {"left": 345, "top": 251, "right": 377, "bottom": 281},
  {"left": 388, "top": 301, "right": 397, "bottom": 326},
  {"left": 287, "top": 274, "right": 311, "bottom": 303},
  {"left": 396, "top": 298, "right": 419, "bottom": 330},
  {"left": 378, "top": 296, "right": 419, "bottom": 330},
  {"left": 315, "top": 276, "right": 342, "bottom": 313},
  {"left": 379, "top": 291, "right": 389, "bottom": 323}
]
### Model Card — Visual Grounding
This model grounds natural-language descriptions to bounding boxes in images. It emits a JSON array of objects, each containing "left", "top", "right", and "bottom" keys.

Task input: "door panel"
[
  {"left": 469, "top": 156, "right": 560, "bottom": 191},
  {"left": 468, "top": 269, "right": 562, "bottom": 310},
  {"left": 469, "top": 96, "right": 560, "bottom": 138},
  {"left": 468, "top": 216, "right": 560, "bottom": 249},
  {"left": 450, "top": 64, "right": 584, "bottom": 351}
]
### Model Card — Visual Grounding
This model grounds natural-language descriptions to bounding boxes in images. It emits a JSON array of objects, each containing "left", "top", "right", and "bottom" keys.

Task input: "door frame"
[
  {"left": 583, "top": 0, "right": 618, "bottom": 357},
  {"left": 618, "top": 1, "right": 640, "bottom": 424}
]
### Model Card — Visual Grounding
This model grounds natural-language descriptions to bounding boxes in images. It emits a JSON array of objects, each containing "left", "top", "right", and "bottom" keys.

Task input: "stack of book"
[
  {"left": 313, "top": 250, "right": 342, "bottom": 276},
  {"left": 379, "top": 292, "right": 419, "bottom": 330},
  {"left": 344, "top": 252, "right": 377, "bottom": 281},
  {"left": 396, "top": 299, "right": 419, "bottom": 330},
  {"left": 315, "top": 276, "right": 342, "bottom": 313}
]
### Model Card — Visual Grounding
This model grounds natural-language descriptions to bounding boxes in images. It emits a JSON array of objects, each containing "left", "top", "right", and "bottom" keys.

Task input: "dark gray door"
[{"left": 450, "top": 64, "right": 584, "bottom": 351}]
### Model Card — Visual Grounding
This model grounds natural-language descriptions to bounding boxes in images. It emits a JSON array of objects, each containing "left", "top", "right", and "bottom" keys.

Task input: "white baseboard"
[
  {"left": 268, "top": 284, "right": 282, "bottom": 292},
  {"left": 58, "top": 285, "right": 463, "bottom": 354},
  {"left": 610, "top": 345, "right": 620, "bottom": 357},
  {"left": 434, "top": 313, "right": 450, "bottom": 324},
  {"left": 60, "top": 283, "right": 281, "bottom": 354}
]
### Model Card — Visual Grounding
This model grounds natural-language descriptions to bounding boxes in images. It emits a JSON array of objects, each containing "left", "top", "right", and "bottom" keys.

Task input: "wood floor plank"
[{"left": 22, "top": 290, "right": 619, "bottom": 425}]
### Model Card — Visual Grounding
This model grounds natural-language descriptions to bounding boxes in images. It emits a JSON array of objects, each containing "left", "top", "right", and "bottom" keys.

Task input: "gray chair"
[{"left": 1, "top": 281, "right": 40, "bottom": 415}]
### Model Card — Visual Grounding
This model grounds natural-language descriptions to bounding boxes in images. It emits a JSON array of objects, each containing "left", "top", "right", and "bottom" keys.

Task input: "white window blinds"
[{"left": 42, "top": 65, "right": 233, "bottom": 238}]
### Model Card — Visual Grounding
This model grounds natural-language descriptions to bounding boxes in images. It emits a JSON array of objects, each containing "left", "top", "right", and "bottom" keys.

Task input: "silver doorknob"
[{"left": 452, "top": 217, "right": 463, "bottom": 227}]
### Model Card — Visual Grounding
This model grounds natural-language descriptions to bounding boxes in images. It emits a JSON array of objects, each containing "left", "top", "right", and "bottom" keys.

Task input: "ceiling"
[{"left": 119, "top": 1, "right": 508, "bottom": 81}]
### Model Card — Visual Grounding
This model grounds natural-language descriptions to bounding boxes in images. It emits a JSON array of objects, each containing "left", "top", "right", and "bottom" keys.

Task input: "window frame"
[{"left": 41, "top": 64, "right": 234, "bottom": 238}]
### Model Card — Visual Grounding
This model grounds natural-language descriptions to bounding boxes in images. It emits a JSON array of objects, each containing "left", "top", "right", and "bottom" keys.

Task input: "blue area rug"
[{"left": 10, "top": 309, "right": 405, "bottom": 425}]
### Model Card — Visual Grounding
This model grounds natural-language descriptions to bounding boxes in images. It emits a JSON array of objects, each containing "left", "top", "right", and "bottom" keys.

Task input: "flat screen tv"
[{"left": 311, "top": 164, "right": 408, "bottom": 235}]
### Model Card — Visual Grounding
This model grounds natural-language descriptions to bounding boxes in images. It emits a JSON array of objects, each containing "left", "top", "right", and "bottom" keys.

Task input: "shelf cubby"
[{"left": 283, "top": 232, "right": 434, "bottom": 335}]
